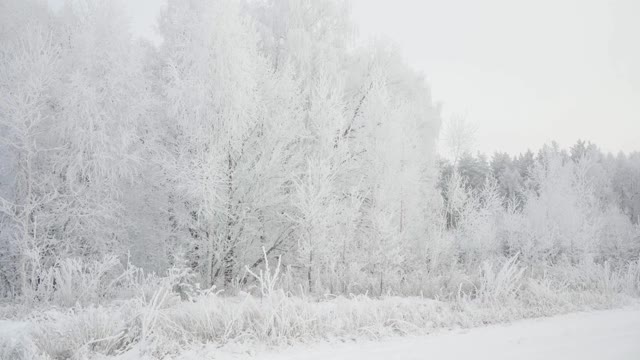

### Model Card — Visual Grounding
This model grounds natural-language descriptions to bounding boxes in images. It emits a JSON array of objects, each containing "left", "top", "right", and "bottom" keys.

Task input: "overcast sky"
[
  {"left": 351, "top": 0, "right": 640, "bottom": 156},
  {"left": 51, "top": 0, "right": 640, "bottom": 156}
]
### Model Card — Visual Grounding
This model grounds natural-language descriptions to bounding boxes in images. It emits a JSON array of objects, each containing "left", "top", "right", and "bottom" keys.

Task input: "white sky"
[
  {"left": 50, "top": 0, "right": 640, "bottom": 156},
  {"left": 351, "top": 0, "right": 640, "bottom": 156}
]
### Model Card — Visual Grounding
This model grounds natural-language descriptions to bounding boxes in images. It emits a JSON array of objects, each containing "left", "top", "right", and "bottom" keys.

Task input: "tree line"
[
  {"left": 0, "top": 0, "right": 638, "bottom": 300},
  {"left": 440, "top": 140, "right": 640, "bottom": 225}
]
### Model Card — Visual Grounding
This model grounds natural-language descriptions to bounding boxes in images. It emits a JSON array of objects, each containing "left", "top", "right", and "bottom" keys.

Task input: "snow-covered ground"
[
  {"left": 235, "top": 307, "right": 640, "bottom": 360},
  {"left": 2, "top": 306, "right": 639, "bottom": 359}
]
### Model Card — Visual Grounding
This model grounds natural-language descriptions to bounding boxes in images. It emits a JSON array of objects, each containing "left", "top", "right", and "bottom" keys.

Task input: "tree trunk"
[
  {"left": 308, "top": 249, "right": 313, "bottom": 293},
  {"left": 224, "top": 247, "right": 234, "bottom": 286},
  {"left": 223, "top": 150, "right": 236, "bottom": 287}
]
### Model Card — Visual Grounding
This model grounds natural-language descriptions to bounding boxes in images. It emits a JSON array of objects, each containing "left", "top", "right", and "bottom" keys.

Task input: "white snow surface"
[{"left": 218, "top": 307, "right": 640, "bottom": 360}]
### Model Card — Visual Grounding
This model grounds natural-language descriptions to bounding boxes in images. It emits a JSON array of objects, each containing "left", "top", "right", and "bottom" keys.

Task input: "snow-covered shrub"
[
  {"left": 3, "top": 256, "right": 637, "bottom": 360},
  {"left": 475, "top": 254, "right": 525, "bottom": 305},
  {"left": 0, "top": 321, "right": 41, "bottom": 360},
  {"left": 497, "top": 202, "right": 535, "bottom": 260},
  {"left": 454, "top": 180, "right": 504, "bottom": 267},
  {"left": 162, "top": 293, "right": 454, "bottom": 346},
  {"left": 596, "top": 207, "right": 640, "bottom": 263},
  {"left": 29, "top": 304, "right": 137, "bottom": 359},
  {"left": 19, "top": 256, "right": 121, "bottom": 307},
  {"left": 549, "top": 259, "right": 640, "bottom": 297},
  {"left": 245, "top": 248, "right": 283, "bottom": 298}
]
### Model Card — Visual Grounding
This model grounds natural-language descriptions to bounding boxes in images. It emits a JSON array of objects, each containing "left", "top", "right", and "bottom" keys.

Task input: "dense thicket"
[{"left": 0, "top": 0, "right": 638, "bottom": 303}]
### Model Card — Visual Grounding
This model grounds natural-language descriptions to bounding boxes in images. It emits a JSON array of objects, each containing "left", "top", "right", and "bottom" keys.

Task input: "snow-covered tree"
[
  {"left": 156, "top": 0, "right": 310, "bottom": 286},
  {"left": 0, "top": 0, "right": 62, "bottom": 297},
  {"left": 0, "top": 0, "right": 149, "bottom": 297}
]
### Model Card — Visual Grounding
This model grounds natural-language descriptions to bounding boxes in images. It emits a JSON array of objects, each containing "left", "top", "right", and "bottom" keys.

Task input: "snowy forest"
[{"left": 0, "top": 0, "right": 639, "bottom": 359}]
